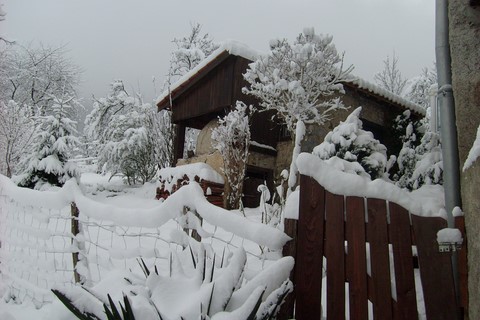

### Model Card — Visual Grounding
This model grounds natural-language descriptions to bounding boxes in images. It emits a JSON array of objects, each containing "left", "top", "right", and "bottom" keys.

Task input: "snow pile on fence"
[
  {"left": 158, "top": 162, "right": 224, "bottom": 193},
  {"left": 296, "top": 153, "right": 446, "bottom": 218},
  {"left": 0, "top": 174, "right": 290, "bottom": 308}
]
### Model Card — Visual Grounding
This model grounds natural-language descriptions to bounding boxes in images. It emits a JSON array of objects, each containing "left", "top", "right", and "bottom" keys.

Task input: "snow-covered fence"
[
  {"left": 0, "top": 175, "right": 290, "bottom": 309},
  {"left": 0, "top": 188, "right": 76, "bottom": 307},
  {"left": 281, "top": 153, "right": 468, "bottom": 320}
]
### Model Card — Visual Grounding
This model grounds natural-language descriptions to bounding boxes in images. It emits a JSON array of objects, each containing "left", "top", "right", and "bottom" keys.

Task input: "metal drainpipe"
[
  {"left": 435, "top": 0, "right": 462, "bottom": 315},
  {"left": 436, "top": 0, "right": 461, "bottom": 226}
]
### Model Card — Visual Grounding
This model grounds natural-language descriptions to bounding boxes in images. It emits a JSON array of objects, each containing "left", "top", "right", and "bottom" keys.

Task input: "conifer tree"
[
  {"left": 17, "top": 95, "right": 80, "bottom": 189},
  {"left": 313, "top": 107, "right": 388, "bottom": 180}
]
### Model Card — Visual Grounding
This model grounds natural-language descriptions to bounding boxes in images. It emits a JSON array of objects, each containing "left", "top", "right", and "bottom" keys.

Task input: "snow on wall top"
[
  {"left": 296, "top": 153, "right": 446, "bottom": 219},
  {"left": 157, "top": 40, "right": 425, "bottom": 116},
  {"left": 158, "top": 162, "right": 224, "bottom": 193}
]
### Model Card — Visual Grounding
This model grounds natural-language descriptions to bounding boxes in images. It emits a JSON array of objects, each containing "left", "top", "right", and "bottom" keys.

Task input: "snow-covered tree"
[
  {"left": 374, "top": 51, "right": 407, "bottom": 96},
  {"left": 85, "top": 80, "right": 169, "bottom": 184},
  {"left": 0, "top": 44, "right": 81, "bottom": 115},
  {"left": 313, "top": 107, "right": 388, "bottom": 180},
  {"left": 150, "top": 107, "right": 174, "bottom": 169},
  {"left": 410, "top": 130, "right": 443, "bottom": 189},
  {"left": 394, "top": 121, "right": 417, "bottom": 189},
  {"left": 164, "top": 22, "right": 219, "bottom": 157},
  {"left": 244, "top": 28, "right": 352, "bottom": 136},
  {"left": 166, "top": 22, "right": 218, "bottom": 85},
  {"left": 403, "top": 66, "right": 437, "bottom": 109},
  {"left": 0, "top": 100, "right": 35, "bottom": 177},
  {"left": 211, "top": 102, "right": 251, "bottom": 209},
  {"left": 244, "top": 28, "right": 352, "bottom": 191},
  {"left": 16, "top": 94, "right": 80, "bottom": 189}
]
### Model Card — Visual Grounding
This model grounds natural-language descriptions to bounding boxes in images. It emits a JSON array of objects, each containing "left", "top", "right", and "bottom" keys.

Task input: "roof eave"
[
  {"left": 342, "top": 80, "right": 426, "bottom": 117},
  {"left": 156, "top": 50, "right": 232, "bottom": 112}
]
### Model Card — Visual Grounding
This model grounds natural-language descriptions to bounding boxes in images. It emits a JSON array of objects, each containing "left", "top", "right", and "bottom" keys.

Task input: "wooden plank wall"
[{"left": 285, "top": 174, "right": 464, "bottom": 320}]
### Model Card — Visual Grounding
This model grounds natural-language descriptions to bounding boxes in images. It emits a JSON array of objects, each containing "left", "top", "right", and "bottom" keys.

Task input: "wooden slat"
[
  {"left": 325, "top": 191, "right": 345, "bottom": 320},
  {"left": 295, "top": 175, "right": 325, "bottom": 320},
  {"left": 367, "top": 198, "right": 393, "bottom": 320},
  {"left": 411, "top": 215, "right": 458, "bottom": 320},
  {"left": 389, "top": 202, "right": 418, "bottom": 320},
  {"left": 455, "top": 215, "right": 468, "bottom": 311},
  {"left": 346, "top": 196, "right": 368, "bottom": 320}
]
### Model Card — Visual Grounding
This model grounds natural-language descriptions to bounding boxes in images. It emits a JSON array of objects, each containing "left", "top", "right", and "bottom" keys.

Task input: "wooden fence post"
[
  {"left": 294, "top": 175, "right": 325, "bottom": 320},
  {"left": 71, "top": 202, "right": 81, "bottom": 284}
]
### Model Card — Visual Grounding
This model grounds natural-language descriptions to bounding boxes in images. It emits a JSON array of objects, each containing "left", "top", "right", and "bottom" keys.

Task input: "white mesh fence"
[
  {"left": 0, "top": 179, "right": 287, "bottom": 308},
  {"left": 0, "top": 195, "right": 75, "bottom": 307}
]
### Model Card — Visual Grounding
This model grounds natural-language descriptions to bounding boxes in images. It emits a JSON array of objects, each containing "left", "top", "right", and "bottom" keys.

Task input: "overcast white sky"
[{"left": 1, "top": 0, "right": 435, "bottom": 110}]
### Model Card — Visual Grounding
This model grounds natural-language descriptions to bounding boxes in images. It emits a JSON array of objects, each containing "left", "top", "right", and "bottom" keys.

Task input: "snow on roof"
[
  {"left": 344, "top": 77, "right": 426, "bottom": 116},
  {"left": 156, "top": 40, "right": 262, "bottom": 106},
  {"left": 157, "top": 40, "right": 425, "bottom": 116}
]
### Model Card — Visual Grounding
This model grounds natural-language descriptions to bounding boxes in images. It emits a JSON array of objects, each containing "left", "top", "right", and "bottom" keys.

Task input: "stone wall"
[{"left": 449, "top": 2, "right": 480, "bottom": 318}]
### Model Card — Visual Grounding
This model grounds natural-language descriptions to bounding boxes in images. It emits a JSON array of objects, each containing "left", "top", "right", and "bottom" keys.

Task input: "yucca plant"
[{"left": 53, "top": 246, "right": 293, "bottom": 320}]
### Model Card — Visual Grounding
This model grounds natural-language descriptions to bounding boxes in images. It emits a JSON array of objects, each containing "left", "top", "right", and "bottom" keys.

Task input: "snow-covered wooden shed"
[{"left": 156, "top": 40, "right": 425, "bottom": 207}]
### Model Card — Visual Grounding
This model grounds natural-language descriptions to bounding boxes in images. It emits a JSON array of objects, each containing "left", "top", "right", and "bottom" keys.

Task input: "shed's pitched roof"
[
  {"left": 157, "top": 40, "right": 425, "bottom": 116},
  {"left": 156, "top": 40, "right": 261, "bottom": 111}
]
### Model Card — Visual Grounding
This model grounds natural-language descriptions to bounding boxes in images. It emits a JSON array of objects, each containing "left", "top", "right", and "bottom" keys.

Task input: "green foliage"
[{"left": 51, "top": 289, "right": 101, "bottom": 320}]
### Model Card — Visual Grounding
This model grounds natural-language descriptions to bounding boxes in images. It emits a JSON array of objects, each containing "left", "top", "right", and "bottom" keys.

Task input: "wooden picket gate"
[{"left": 280, "top": 175, "right": 467, "bottom": 320}]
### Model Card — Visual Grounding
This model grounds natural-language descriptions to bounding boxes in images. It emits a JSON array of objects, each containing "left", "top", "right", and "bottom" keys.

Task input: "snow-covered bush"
[
  {"left": 53, "top": 247, "right": 293, "bottom": 320},
  {"left": 16, "top": 95, "right": 80, "bottom": 189},
  {"left": 211, "top": 102, "right": 251, "bottom": 209},
  {"left": 85, "top": 80, "right": 170, "bottom": 184},
  {"left": 313, "top": 107, "right": 388, "bottom": 180}
]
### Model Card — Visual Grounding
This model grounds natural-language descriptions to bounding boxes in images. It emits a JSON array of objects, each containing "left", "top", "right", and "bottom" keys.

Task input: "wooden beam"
[{"left": 173, "top": 124, "right": 186, "bottom": 165}]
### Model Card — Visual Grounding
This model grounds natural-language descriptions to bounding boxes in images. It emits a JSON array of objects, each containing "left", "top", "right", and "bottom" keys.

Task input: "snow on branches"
[
  {"left": 211, "top": 102, "right": 251, "bottom": 209},
  {"left": 392, "top": 110, "right": 443, "bottom": 190},
  {"left": 164, "top": 22, "right": 219, "bottom": 157},
  {"left": 313, "top": 107, "right": 388, "bottom": 180},
  {"left": 16, "top": 95, "right": 80, "bottom": 189},
  {"left": 0, "top": 100, "right": 35, "bottom": 177},
  {"left": 166, "top": 22, "right": 219, "bottom": 84},
  {"left": 85, "top": 80, "right": 169, "bottom": 184},
  {"left": 243, "top": 27, "right": 352, "bottom": 135}
]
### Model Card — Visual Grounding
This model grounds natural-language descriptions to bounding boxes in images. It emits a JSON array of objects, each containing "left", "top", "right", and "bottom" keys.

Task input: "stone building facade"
[{"left": 449, "top": 2, "right": 480, "bottom": 318}]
